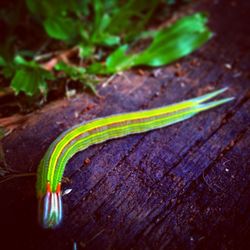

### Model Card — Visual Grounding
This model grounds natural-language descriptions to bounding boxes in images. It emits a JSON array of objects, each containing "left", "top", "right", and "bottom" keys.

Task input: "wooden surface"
[{"left": 1, "top": 0, "right": 250, "bottom": 249}]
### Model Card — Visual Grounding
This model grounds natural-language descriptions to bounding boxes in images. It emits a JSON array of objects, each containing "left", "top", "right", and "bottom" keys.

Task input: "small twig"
[
  {"left": 101, "top": 74, "right": 117, "bottom": 87},
  {"left": 0, "top": 114, "right": 28, "bottom": 137},
  {"left": 85, "top": 229, "right": 105, "bottom": 245},
  {"left": 33, "top": 39, "right": 51, "bottom": 59},
  {"left": 202, "top": 171, "right": 218, "bottom": 193},
  {"left": 0, "top": 114, "right": 27, "bottom": 127},
  {"left": 0, "top": 87, "right": 14, "bottom": 97},
  {"left": 34, "top": 51, "right": 61, "bottom": 62},
  {"left": 118, "top": 72, "right": 132, "bottom": 84},
  {"left": 40, "top": 46, "right": 79, "bottom": 71}
]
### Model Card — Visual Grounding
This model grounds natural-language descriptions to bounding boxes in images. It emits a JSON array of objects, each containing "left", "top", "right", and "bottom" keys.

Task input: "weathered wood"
[{"left": 0, "top": 0, "right": 250, "bottom": 249}]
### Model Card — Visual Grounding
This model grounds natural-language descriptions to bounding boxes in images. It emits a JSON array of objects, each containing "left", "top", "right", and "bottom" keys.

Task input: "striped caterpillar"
[{"left": 36, "top": 87, "right": 233, "bottom": 228}]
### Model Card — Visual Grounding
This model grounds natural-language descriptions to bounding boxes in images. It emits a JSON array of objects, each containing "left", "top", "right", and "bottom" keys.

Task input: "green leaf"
[
  {"left": 78, "top": 45, "right": 95, "bottom": 59},
  {"left": 105, "top": 0, "right": 160, "bottom": 42},
  {"left": 14, "top": 55, "right": 36, "bottom": 66},
  {"left": 83, "top": 81, "right": 98, "bottom": 95},
  {"left": 55, "top": 62, "right": 98, "bottom": 94},
  {"left": 92, "top": 33, "right": 120, "bottom": 46},
  {"left": 87, "top": 62, "right": 106, "bottom": 74},
  {"left": 11, "top": 69, "right": 37, "bottom": 96},
  {"left": 106, "top": 45, "right": 136, "bottom": 71},
  {"left": 134, "top": 13, "right": 212, "bottom": 66},
  {"left": 44, "top": 16, "right": 78, "bottom": 41},
  {"left": 55, "top": 62, "right": 86, "bottom": 79},
  {"left": 0, "top": 56, "right": 6, "bottom": 66},
  {"left": 97, "top": 14, "right": 111, "bottom": 32},
  {"left": 90, "top": 13, "right": 120, "bottom": 46},
  {"left": 11, "top": 67, "right": 53, "bottom": 96},
  {"left": 88, "top": 13, "right": 212, "bottom": 74}
]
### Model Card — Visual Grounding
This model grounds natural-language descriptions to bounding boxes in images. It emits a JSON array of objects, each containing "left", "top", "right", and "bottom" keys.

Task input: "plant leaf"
[
  {"left": 0, "top": 56, "right": 6, "bottom": 66},
  {"left": 134, "top": 13, "right": 212, "bottom": 67},
  {"left": 55, "top": 62, "right": 86, "bottom": 79},
  {"left": 55, "top": 61, "right": 98, "bottom": 94},
  {"left": 91, "top": 33, "right": 120, "bottom": 47},
  {"left": 44, "top": 16, "right": 78, "bottom": 41},
  {"left": 105, "top": 0, "right": 160, "bottom": 42},
  {"left": 88, "top": 13, "right": 212, "bottom": 74},
  {"left": 11, "top": 67, "right": 52, "bottom": 96}
]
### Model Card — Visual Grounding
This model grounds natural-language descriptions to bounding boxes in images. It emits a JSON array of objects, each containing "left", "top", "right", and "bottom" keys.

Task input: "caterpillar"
[{"left": 36, "top": 87, "right": 233, "bottom": 228}]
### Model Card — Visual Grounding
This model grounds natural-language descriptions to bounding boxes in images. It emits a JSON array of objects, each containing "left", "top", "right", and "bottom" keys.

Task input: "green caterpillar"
[{"left": 36, "top": 87, "right": 233, "bottom": 228}]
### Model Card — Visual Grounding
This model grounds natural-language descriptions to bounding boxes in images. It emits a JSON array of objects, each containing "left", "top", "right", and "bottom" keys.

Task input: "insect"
[{"left": 36, "top": 87, "right": 233, "bottom": 228}]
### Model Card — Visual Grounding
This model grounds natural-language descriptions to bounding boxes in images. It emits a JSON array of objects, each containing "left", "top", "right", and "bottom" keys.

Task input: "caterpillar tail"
[{"left": 38, "top": 182, "right": 62, "bottom": 229}]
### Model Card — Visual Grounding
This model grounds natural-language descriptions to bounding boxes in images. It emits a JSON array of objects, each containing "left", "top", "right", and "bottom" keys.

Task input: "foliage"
[
  {"left": 0, "top": 0, "right": 212, "bottom": 98},
  {"left": 10, "top": 56, "right": 54, "bottom": 96},
  {"left": 55, "top": 62, "right": 98, "bottom": 94},
  {"left": 88, "top": 13, "right": 212, "bottom": 74}
]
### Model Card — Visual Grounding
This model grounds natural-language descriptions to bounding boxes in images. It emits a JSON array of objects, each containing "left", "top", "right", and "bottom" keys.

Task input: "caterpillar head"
[{"left": 38, "top": 182, "right": 62, "bottom": 229}]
